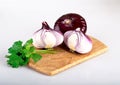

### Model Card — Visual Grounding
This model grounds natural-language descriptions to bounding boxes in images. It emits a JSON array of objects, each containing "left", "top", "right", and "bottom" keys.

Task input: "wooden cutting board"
[{"left": 28, "top": 37, "right": 108, "bottom": 76}]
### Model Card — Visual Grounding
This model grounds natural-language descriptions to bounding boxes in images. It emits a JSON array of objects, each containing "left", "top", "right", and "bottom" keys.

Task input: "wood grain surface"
[{"left": 28, "top": 37, "right": 108, "bottom": 76}]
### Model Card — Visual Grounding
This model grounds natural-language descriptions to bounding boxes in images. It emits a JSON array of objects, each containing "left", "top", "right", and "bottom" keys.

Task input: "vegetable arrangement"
[
  {"left": 6, "top": 13, "right": 92, "bottom": 68},
  {"left": 33, "top": 13, "right": 92, "bottom": 53}
]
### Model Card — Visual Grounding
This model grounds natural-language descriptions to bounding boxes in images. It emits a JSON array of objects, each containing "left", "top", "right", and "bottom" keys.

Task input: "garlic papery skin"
[
  {"left": 32, "top": 22, "right": 64, "bottom": 48},
  {"left": 44, "top": 31, "right": 56, "bottom": 48},
  {"left": 67, "top": 32, "right": 78, "bottom": 51},
  {"left": 64, "top": 29, "right": 92, "bottom": 54}
]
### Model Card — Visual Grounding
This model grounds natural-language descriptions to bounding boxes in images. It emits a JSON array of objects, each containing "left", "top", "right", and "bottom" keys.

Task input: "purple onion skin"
[{"left": 54, "top": 13, "right": 87, "bottom": 34}]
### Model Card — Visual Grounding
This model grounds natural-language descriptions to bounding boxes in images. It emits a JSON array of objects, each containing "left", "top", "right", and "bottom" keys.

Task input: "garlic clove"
[
  {"left": 76, "top": 32, "right": 92, "bottom": 53},
  {"left": 64, "top": 31, "right": 74, "bottom": 46},
  {"left": 52, "top": 31, "right": 64, "bottom": 47},
  {"left": 44, "top": 31, "right": 56, "bottom": 48},
  {"left": 32, "top": 30, "right": 45, "bottom": 48},
  {"left": 67, "top": 32, "right": 78, "bottom": 51}
]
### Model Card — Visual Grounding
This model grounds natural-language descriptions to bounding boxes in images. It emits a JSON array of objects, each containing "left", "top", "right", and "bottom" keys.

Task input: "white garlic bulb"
[
  {"left": 32, "top": 22, "right": 64, "bottom": 48},
  {"left": 64, "top": 28, "right": 92, "bottom": 53}
]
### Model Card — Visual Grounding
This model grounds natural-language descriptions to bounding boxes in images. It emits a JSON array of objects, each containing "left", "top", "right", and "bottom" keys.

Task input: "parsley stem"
[{"left": 35, "top": 49, "right": 56, "bottom": 54}]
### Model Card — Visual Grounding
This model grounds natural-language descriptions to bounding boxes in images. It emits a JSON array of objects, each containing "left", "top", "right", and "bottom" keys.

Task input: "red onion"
[{"left": 54, "top": 13, "right": 87, "bottom": 34}]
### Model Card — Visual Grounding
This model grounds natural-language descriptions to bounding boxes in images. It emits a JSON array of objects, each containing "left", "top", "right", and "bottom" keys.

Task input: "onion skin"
[
  {"left": 32, "top": 22, "right": 64, "bottom": 48},
  {"left": 54, "top": 13, "right": 87, "bottom": 34},
  {"left": 64, "top": 29, "right": 92, "bottom": 54}
]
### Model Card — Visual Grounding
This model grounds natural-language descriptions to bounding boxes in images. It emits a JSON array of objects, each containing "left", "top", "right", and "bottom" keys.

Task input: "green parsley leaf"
[
  {"left": 6, "top": 39, "right": 35, "bottom": 68},
  {"left": 7, "top": 54, "right": 24, "bottom": 68},
  {"left": 8, "top": 40, "right": 23, "bottom": 54},
  {"left": 31, "top": 53, "right": 42, "bottom": 62},
  {"left": 23, "top": 39, "right": 33, "bottom": 48},
  {"left": 6, "top": 38, "right": 56, "bottom": 68}
]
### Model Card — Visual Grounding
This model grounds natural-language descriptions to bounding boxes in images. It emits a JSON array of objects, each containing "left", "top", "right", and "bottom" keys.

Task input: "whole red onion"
[{"left": 54, "top": 13, "right": 87, "bottom": 34}]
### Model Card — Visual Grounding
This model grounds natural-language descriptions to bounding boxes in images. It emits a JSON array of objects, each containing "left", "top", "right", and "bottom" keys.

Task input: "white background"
[{"left": 0, "top": 0, "right": 120, "bottom": 85}]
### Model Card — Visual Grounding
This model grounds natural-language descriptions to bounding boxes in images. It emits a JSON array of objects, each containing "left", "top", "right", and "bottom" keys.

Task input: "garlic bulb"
[
  {"left": 64, "top": 28, "right": 92, "bottom": 53},
  {"left": 32, "top": 22, "right": 64, "bottom": 48}
]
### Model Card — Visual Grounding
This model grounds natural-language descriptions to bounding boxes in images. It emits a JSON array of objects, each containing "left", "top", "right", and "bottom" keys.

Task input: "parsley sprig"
[{"left": 6, "top": 39, "right": 55, "bottom": 68}]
